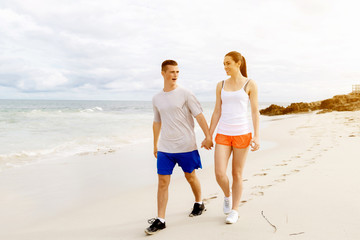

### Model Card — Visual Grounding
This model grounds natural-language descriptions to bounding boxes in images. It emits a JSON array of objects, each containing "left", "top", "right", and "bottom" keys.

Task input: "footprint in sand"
[
  {"left": 77, "top": 152, "right": 90, "bottom": 156},
  {"left": 297, "top": 165, "right": 308, "bottom": 168},
  {"left": 239, "top": 199, "right": 253, "bottom": 206},
  {"left": 291, "top": 169, "right": 300, "bottom": 173},
  {"left": 251, "top": 191, "right": 264, "bottom": 196},
  {"left": 282, "top": 173, "right": 291, "bottom": 177},
  {"left": 275, "top": 163, "right": 288, "bottom": 167},
  {"left": 243, "top": 179, "right": 248, "bottom": 182},
  {"left": 274, "top": 179, "right": 286, "bottom": 183},
  {"left": 254, "top": 173, "right": 267, "bottom": 177},
  {"left": 252, "top": 185, "right": 272, "bottom": 190},
  {"left": 261, "top": 168, "right": 271, "bottom": 171}
]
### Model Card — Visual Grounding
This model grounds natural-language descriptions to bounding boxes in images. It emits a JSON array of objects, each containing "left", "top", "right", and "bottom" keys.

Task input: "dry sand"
[{"left": 0, "top": 111, "right": 359, "bottom": 240}]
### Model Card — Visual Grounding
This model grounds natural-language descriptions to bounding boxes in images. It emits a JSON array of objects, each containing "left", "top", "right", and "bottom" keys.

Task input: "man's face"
[{"left": 161, "top": 65, "right": 179, "bottom": 84}]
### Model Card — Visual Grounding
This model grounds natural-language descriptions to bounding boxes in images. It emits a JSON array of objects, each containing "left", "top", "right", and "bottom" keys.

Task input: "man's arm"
[
  {"left": 195, "top": 113, "right": 213, "bottom": 150},
  {"left": 153, "top": 121, "right": 161, "bottom": 158},
  {"left": 209, "top": 81, "right": 222, "bottom": 137}
]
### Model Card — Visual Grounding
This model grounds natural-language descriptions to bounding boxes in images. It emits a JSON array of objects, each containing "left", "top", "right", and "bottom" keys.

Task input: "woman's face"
[{"left": 223, "top": 56, "right": 240, "bottom": 76}]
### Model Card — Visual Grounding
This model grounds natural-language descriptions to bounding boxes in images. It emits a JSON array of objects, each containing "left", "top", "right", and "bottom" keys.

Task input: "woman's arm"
[{"left": 248, "top": 80, "right": 260, "bottom": 151}]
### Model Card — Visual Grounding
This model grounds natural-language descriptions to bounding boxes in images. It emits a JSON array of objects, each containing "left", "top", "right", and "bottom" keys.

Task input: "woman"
[{"left": 208, "top": 51, "right": 260, "bottom": 224}]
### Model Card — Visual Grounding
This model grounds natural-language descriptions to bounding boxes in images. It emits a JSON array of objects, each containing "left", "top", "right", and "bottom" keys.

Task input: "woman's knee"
[
  {"left": 215, "top": 170, "right": 227, "bottom": 182},
  {"left": 232, "top": 171, "right": 243, "bottom": 182}
]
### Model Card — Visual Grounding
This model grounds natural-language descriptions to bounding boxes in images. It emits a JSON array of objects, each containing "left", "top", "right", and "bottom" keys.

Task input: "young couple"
[{"left": 146, "top": 51, "right": 260, "bottom": 235}]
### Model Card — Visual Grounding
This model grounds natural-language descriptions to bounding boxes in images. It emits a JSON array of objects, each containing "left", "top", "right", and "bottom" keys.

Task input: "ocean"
[{"left": 0, "top": 99, "right": 282, "bottom": 172}]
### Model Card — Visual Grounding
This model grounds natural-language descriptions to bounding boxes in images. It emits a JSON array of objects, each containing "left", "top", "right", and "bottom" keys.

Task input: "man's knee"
[
  {"left": 184, "top": 170, "right": 197, "bottom": 184},
  {"left": 158, "top": 175, "right": 170, "bottom": 190}
]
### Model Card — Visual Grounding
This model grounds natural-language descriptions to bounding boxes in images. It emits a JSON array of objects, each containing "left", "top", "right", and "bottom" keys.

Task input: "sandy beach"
[{"left": 1, "top": 110, "right": 360, "bottom": 240}]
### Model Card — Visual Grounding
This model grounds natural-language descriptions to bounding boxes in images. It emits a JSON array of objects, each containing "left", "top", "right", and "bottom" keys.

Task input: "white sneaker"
[
  {"left": 223, "top": 197, "right": 232, "bottom": 215},
  {"left": 225, "top": 210, "right": 239, "bottom": 224}
]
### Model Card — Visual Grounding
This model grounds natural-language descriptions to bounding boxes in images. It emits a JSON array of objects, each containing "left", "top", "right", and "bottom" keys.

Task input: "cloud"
[{"left": 0, "top": 0, "right": 359, "bottom": 101}]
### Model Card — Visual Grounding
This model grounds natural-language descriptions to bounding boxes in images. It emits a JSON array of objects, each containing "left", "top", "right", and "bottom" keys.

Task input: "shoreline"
[
  {"left": 0, "top": 111, "right": 359, "bottom": 239},
  {"left": 0, "top": 99, "right": 278, "bottom": 172}
]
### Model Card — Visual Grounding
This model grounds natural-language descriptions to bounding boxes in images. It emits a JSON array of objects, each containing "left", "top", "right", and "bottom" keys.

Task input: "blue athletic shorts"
[{"left": 157, "top": 150, "right": 202, "bottom": 175}]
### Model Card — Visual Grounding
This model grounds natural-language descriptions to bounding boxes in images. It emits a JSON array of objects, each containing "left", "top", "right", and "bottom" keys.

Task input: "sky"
[{"left": 0, "top": 0, "right": 359, "bottom": 102}]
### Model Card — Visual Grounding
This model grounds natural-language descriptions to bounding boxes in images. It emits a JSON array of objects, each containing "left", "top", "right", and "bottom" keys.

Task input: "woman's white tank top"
[{"left": 217, "top": 79, "right": 251, "bottom": 136}]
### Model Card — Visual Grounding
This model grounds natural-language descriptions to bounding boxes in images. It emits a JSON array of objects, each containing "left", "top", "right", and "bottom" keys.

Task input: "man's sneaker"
[
  {"left": 189, "top": 202, "right": 206, "bottom": 217},
  {"left": 223, "top": 197, "right": 232, "bottom": 215},
  {"left": 145, "top": 218, "right": 166, "bottom": 235},
  {"left": 225, "top": 210, "right": 239, "bottom": 224}
]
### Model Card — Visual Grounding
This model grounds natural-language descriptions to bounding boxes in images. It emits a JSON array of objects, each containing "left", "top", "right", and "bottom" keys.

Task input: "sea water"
[{"left": 0, "top": 99, "right": 283, "bottom": 172}]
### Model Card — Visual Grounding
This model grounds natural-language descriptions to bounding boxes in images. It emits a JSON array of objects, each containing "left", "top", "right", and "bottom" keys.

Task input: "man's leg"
[
  {"left": 184, "top": 170, "right": 201, "bottom": 202},
  {"left": 185, "top": 170, "right": 206, "bottom": 217},
  {"left": 157, "top": 174, "right": 171, "bottom": 219}
]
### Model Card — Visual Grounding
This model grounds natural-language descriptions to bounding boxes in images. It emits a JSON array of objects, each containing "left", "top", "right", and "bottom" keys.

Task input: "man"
[{"left": 145, "top": 60, "right": 213, "bottom": 235}]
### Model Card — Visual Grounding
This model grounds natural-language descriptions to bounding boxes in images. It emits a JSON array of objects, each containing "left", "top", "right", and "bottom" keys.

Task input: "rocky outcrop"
[
  {"left": 258, "top": 104, "right": 286, "bottom": 116},
  {"left": 260, "top": 93, "right": 360, "bottom": 116}
]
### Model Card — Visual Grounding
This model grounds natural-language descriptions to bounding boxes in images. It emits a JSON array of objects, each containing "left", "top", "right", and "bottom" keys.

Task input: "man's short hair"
[{"left": 161, "top": 60, "right": 178, "bottom": 72}]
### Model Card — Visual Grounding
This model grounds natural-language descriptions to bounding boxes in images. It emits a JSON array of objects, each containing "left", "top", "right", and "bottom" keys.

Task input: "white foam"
[{"left": 81, "top": 107, "right": 103, "bottom": 113}]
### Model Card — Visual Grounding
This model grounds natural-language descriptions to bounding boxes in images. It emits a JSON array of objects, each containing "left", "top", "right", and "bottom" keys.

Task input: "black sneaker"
[
  {"left": 189, "top": 202, "right": 206, "bottom": 217},
  {"left": 145, "top": 218, "right": 166, "bottom": 235}
]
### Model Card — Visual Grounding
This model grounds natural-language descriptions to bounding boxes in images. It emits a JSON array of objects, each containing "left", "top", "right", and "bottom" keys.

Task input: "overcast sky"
[{"left": 0, "top": 0, "right": 359, "bottom": 102}]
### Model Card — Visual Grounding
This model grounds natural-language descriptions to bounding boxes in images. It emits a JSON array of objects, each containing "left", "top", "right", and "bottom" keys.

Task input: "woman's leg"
[
  {"left": 214, "top": 144, "right": 232, "bottom": 197},
  {"left": 231, "top": 146, "right": 249, "bottom": 211}
]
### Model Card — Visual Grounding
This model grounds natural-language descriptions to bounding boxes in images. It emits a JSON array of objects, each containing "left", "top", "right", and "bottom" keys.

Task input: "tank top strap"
[
  {"left": 222, "top": 80, "right": 225, "bottom": 89},
  {"left": 242, "top": 79, "right": 251, "bottom": 90}
]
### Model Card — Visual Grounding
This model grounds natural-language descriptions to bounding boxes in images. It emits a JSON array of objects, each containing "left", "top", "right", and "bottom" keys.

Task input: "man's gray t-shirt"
[{"left": 152, "top": 86, "right": 203, "bottom": 153}]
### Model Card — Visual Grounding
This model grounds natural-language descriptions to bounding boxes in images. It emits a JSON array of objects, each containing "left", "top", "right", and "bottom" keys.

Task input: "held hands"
[
  {"left": 201, "top": 137, "right": 214, "bottom": 150},
  {"left": 250, "top": 136, "right": 260, "bottom": 151}
]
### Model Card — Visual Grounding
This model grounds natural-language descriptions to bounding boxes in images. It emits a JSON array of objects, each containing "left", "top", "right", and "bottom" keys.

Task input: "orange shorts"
[{"left": 215, "top": 133, "right": 252, "bottom": 149}]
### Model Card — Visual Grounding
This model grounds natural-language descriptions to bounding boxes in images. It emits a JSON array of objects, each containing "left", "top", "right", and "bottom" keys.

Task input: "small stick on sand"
[
  {"left": 261, "top": 211, "right": 277, "bottom": 233},
  {"left": 202, "top": 193, "right": 218, "bottom": 204},
  {"left": 289, "top": 232, "right": 305, "bottom": 236}
]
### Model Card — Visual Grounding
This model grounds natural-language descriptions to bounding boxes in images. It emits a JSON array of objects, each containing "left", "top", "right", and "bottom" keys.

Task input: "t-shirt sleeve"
[
  {"left": 152, "top": 99, "right": 161, "bottom": 122},
  {"left": 186, "top": 90, "right": 203, "bottom": 117}
]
